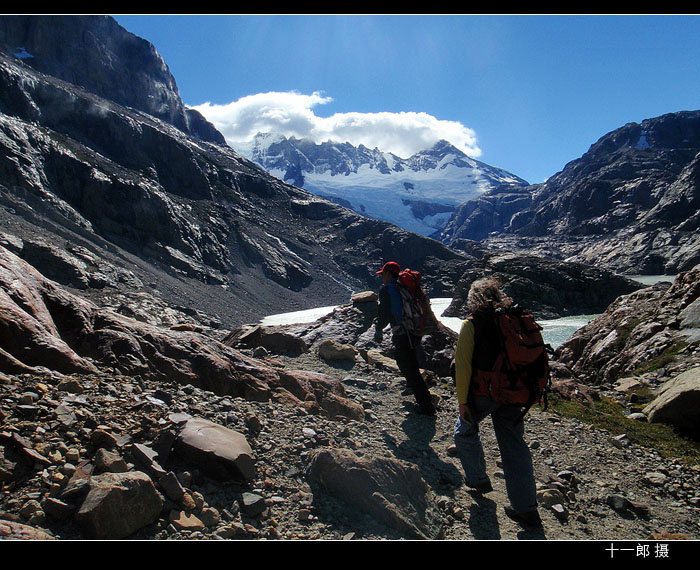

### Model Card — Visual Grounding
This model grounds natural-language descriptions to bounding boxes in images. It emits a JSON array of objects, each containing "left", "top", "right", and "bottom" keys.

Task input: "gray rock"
[
  {"left": 680, "top": 297, "right": 700, "bottom": 343},
  {"left": 643, "top": 367, "right": 700, "bottom": 433},
  {"left": 225, "top": 325, "right": 308, "bottom": 355},
  {"left": 173, "top": 418, "right": 256, "bottom": 481},
  {"left": 306, "top": 448, "right": 444, "bottom": 539},
  {"left": 643, "top": 471, "right": 669, "bottom": 486},
  {"left": 605, "top": 494, "right": 650, "bottom": 518},
  {"left": 628, "top": 412, "right": 648, "bottom": 421},
  {"left": 351, "top": 291, "right": 378, "bottom": 304},
  {"left": 240, "top": 492, "right": 267, "bottom": 517},
  {"left": 42, "top": 497, "right": 76, "bottom": 521},
  {"left": 550, "top": 503, "right": 569, "bottom": 521},
  {"left": 94, "top": 449, "right": 128, "bottom": 474},
  {"left": 159, "top": 471, "right": 185, "bottom": 502},
  {"left": 130, "top": 443, "right": 166, "bottom": 478}
]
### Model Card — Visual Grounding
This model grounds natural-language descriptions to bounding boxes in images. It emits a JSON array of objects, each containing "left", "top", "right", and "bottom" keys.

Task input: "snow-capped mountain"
[{"left": 237, "top": 134, "right": 529, "bottom": 236}]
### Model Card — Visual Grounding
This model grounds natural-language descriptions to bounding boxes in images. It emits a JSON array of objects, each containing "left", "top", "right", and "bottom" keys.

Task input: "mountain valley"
[{"left": 0, "top": 15, "right": 699, "bottom": 543}]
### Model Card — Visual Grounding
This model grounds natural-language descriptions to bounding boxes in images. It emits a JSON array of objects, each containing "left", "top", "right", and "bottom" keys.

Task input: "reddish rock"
[{"left": 0, "top": 519, "right": 55, "bottom": 540}]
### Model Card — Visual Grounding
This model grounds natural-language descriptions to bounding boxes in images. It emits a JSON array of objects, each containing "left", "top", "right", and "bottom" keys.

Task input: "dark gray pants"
[
  {"left": 393, "top": 332, "right": 434, "bottom": 413},
  {"left": 453, "top": 395, "right": 537, "bottom": 513}
]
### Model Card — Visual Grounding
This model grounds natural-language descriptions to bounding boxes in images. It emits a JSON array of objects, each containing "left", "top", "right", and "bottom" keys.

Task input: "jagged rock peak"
[{"left": 0, "top": 15, "right": 225, "bottom": 145}]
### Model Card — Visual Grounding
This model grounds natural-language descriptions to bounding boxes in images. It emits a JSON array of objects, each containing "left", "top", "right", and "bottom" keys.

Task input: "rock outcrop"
[
  {"left": 555, "top": 264, "right": 700, "bottom": 385},
  {"left": 643, "top": 367, "right": 700, "bottom": 436},
  {"left": 0, "top": 15, "right": 225, "bottom": 145},
  {"left": 0, "top": 243, "right": 363, "bottom": 421},
  {"left": 306, "top": 448, "right": 445, "bottom": 539},
  {"left": 554, "top": 264, "right": 700, "bottom": 433},
  {"left": 444, "top": 250, "right": 644, "bottom": 320},
  {"left": 74, "top": 471, "right": 164, "bottom": 539}
]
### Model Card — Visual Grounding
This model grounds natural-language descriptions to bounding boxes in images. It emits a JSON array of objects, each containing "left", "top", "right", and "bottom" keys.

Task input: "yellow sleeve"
[{"left": 455, "top": 319, "right": 475, "bottom": 405}]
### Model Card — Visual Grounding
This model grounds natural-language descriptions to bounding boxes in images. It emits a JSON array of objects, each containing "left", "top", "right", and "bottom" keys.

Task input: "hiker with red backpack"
[
  {"left": 374, "top": 261, "right": 438, "bottom": 416},
  {"left": 453, "top": 277, "right": 550, "bottom": 530}
]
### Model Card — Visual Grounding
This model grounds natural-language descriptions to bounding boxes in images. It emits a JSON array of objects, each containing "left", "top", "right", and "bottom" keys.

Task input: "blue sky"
[{"left": 113, "top": 14, "right": 700, "bottom": 184}]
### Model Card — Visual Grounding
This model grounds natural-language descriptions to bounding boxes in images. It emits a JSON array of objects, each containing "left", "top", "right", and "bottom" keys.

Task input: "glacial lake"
[
  {"left": 259, "top": 276, "right": 676, "bottom": 350},
  {"left": 260, "top": 298, "right": 597, "bottom": 349}
]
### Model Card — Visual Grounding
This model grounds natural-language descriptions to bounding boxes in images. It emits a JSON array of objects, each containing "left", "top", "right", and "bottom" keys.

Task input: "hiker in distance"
[
  {"left": 453, "top": 277, "right": 548, "bottom": 529},
  {"left": 374, "top": 261, "right": 436, "bottom": 416}
]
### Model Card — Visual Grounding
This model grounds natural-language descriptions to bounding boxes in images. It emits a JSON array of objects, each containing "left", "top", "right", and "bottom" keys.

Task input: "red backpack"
[
  {"left": 471, "top": 306, "right": 551, "bottom": 420},
  {"left": 395, "top": 269, "right": 439, "bottom": 337}
]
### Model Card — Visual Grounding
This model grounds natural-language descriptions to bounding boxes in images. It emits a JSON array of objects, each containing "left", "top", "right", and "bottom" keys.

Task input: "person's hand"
[{"left": 459, "top": 403, "right": 474, "bottom": 425}]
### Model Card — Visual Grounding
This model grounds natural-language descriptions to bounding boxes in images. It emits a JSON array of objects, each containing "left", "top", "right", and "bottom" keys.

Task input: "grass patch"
[
  {"left": 630, "top": 341, "right": 687, "bottom": 376},
  {"left": 548, "top": 393, "right": 700, "bottom": 466}
]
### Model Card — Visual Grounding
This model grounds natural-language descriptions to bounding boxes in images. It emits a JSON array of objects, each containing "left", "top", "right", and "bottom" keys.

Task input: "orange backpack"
[
  {"left": 471, "top": 306, "right": 551, "bottom": 420},
  {"left": 395, "top": 269, "right": 439, "bottom": 337}
]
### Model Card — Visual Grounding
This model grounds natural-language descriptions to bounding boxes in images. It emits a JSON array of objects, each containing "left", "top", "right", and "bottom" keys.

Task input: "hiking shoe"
[
  {"left": 468, "top": 480, "right": 493, "bottom": 494},
  {"left": 504, "top": 507, "right": 543, "bottom": 528}
]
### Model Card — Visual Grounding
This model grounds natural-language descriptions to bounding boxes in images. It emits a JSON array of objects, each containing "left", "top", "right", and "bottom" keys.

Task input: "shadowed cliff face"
[{"left": 0, "top": 15, "right": 225, "bottom": 145}]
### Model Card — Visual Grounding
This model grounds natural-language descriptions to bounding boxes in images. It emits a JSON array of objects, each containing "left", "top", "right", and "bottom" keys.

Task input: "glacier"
[{"left": 238, "top": 134, "right": 529, "bottom": 236}]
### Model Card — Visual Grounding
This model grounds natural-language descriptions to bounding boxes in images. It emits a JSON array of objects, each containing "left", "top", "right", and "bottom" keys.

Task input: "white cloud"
[{"left": 192, "top": 91, "right": 482, "bottom": 159}]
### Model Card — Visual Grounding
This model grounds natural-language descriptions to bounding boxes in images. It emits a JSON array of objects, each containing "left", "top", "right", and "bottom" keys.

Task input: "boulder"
[
  {"left": 173, "top": 418, "right": 256, "bottom": 481},
  {"left": 306, "top": 448, "right": 444, "bottom": 539},
  {"left": 317, "top": 339, "right": 358, "bottom": 361},
  {"left": 643, "top": 367, "right": 700, "bottom": 433},
  {"left": 351, "top": 291, "right": 378, "bottom": 304},
  {"left": 365, "top": 350, "right": 399, "bottom": 372},
  {"left": 680, "top": 297, "right": 700, "bottom": 343},
  {"left": 275, "top": 370, "right": 366, "bottom": 421},
  {"left": 224, "top": 325, "right": 308, "bottom": 355},
  {"left": 74, "top": 471, "right": 163, "bottom": 539}
]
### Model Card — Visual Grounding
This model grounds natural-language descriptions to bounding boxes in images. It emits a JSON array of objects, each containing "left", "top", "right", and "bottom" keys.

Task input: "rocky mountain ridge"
[
  {"left": 241, "top": 133, "right": 528, "bottom": 236},
  {"left": 443, "top": 247, "right": 645, "bottom": 320},
  {"left": 0, "top": 13, "right": 635, "bottom": 332},
  {"left": 440, "top": 111, "right": 700, "bottom": 276},
  {"left": 0, "top": 15, "right": 225, "bottom": 146}
]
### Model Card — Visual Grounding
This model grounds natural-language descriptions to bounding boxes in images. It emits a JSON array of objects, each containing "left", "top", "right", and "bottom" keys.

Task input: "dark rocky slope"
[
  {"left": 0, "top": 15, "right": 225, "bottom": 145},
  {"left": 0, "top": 16, "right": 470, "bottom": 329},
  {"left": 440, "top": 111, "right": 700, "bottom": 276}
]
